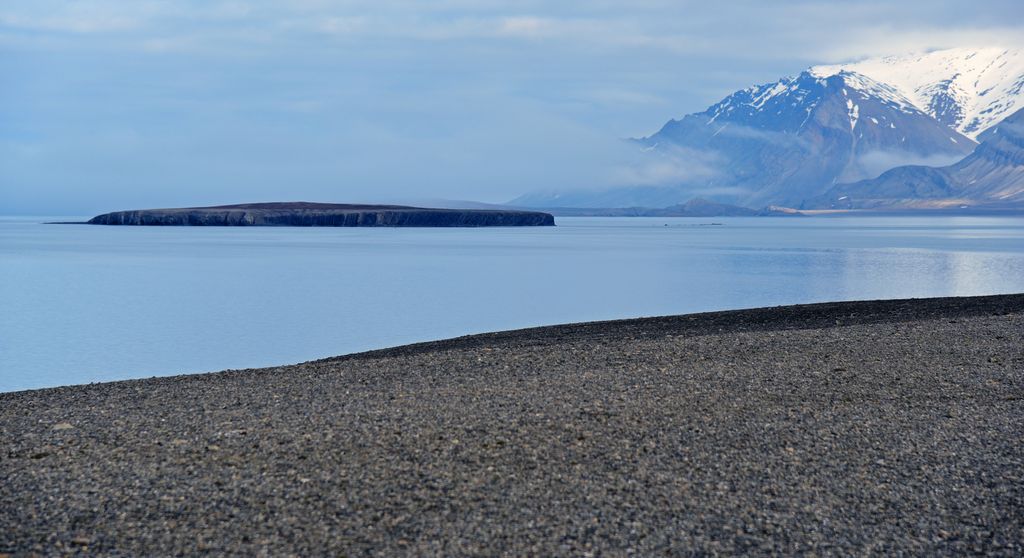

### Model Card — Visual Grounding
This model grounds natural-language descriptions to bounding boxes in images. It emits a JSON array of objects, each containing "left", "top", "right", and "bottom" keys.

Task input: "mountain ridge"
[{"left": 811, "top": 47, "right": 1024, "bottom": 139}]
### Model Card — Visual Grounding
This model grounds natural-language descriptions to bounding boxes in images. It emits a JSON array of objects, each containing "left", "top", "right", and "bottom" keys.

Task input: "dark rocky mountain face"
[
  {"left": 636, "top": 71, "right": 974, "bottom": 207},
  {"left": 809, "top": 108, "right": 1024, "bottom": 209},
  {"left": 923, "top": 79, "right": 967, "bottom": 131}
]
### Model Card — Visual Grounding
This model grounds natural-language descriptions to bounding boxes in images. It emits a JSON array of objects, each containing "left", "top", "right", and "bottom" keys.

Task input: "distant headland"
[{"left": 82, "top": 202, "right": 555, "bottom": 227}]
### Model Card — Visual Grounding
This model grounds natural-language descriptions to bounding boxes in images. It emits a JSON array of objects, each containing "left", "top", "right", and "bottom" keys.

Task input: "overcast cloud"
[{"left": 2, "top": 1, "right": 1023, "bottom": 214}]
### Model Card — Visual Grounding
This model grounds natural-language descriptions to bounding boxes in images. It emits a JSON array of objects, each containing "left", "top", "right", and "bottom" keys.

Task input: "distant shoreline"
[{"left": 3, "top": 294, "right": 1022, "bottom": 554}]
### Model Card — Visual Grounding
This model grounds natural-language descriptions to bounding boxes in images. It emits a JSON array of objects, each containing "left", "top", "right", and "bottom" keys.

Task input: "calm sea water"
[{"left": 2, "top": 215, "right": 1023, "bottom": 392}]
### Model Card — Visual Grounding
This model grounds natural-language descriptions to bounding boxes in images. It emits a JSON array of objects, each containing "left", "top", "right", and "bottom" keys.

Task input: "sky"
[{"left": 3, "top": 1, "right": 1024, "bottom": 214}]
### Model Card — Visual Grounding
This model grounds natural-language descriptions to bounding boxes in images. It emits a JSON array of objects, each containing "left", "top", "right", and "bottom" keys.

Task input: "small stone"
[{"left": 52, "top": 422, "right": 74, "bottom": 431}]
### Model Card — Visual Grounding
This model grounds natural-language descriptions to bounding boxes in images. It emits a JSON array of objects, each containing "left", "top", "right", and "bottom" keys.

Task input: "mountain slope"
[
  {"left": 808, "top": 107, "right": 1024, "bottom": 209},
  {"left": 811, "top": 47, "right": 1024, "bottom": 139},
  {"left": 660, "top": 70, "right": 973, "bottom": 205}
]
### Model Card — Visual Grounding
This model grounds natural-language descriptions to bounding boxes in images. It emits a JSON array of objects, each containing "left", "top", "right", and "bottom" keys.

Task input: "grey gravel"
[{"left": 1, "top": 294, "right": 1023, "bottom": 556}]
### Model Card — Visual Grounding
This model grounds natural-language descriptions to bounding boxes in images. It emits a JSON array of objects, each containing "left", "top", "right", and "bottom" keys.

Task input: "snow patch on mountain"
[
  {"left": 811, "top": 47, "right": 1024, "bottom": 139},
  {"left": 846, "top": 99, "right": 859, "bottom": 130},
  {"left": 834, "top": 71, "right": 919, "bottom": 113}
]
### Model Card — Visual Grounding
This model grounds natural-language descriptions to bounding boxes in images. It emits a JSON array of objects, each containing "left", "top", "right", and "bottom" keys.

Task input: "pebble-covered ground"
[{"left": 2, "top": 295, "right": 1022, "bottom": 556}]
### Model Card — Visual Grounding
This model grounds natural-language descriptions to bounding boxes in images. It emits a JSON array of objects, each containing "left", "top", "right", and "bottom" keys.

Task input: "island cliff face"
[{"left": 87, "top": 202, "right": 555, "bottom": 227}]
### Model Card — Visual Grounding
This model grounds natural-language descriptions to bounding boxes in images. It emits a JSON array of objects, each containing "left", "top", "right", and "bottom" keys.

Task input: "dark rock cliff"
[{"left": 87, "top": 202, "right": 555, "bottom": 227}]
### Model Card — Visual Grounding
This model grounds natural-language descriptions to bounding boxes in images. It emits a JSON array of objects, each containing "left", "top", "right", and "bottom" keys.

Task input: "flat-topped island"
[{"left": 84, "top": 202, "right": 555, "bottom": 227}]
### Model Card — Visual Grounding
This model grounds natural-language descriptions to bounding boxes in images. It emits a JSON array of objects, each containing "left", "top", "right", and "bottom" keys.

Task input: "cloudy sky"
[{"left": 3, "top": 1, "right": 1023, "bottom": 214}]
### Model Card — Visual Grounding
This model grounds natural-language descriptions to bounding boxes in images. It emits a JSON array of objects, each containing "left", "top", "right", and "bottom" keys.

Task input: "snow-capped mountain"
[
  {"left": 649, "top": 70, "right": 974, "bottom": 207},
  {"left": 515, "top": 67, "right": 974, "bottom": 208},
  {"left": 512, "top": 47, "right": 1024, "bottom": 210},
  {"left": 811, "top": 47, "right": 1024, "bottom": 140}
]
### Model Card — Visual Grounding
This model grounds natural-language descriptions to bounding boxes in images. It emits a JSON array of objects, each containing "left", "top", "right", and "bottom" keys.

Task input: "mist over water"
[{"left": 2, "top": 215, "right": 1023, "bottom": 392}]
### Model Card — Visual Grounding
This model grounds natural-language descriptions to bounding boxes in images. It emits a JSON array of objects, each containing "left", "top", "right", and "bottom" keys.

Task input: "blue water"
[{"left": 2, "top": 216, "right": 1023, "bottom": 392}]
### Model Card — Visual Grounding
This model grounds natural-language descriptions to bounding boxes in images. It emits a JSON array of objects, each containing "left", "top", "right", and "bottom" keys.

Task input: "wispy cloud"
[
  {"left": 0, "top": 11, "right": 141, "bottom": 34},
  {"left": 610, "top": 144, "right": 724, "bottom": 187}
]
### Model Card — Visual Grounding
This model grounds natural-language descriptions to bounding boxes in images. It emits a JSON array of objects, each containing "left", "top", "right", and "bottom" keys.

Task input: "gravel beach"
[{"left": 2, "top": 294, "right": 1022, "bottom": 556}]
